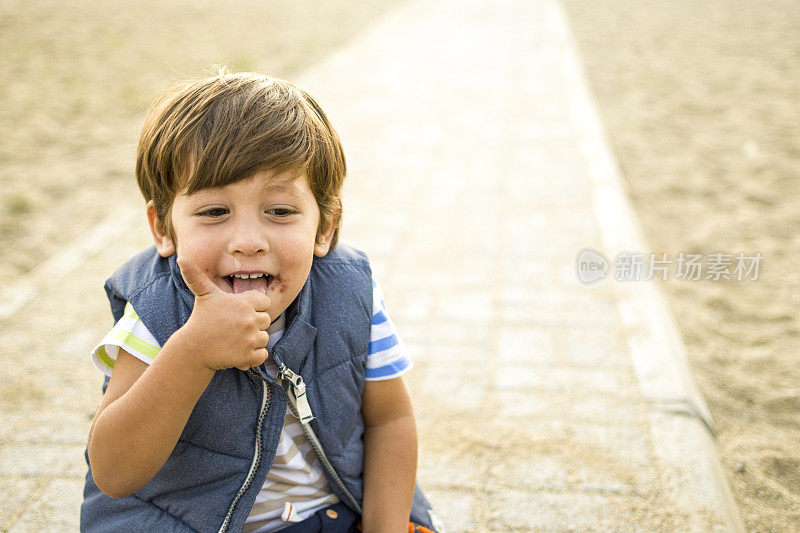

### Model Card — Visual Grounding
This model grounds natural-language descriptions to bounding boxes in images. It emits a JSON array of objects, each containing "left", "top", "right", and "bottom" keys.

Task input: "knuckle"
[
  {"left": 250, "top": 332, "right": 267, "bottom": 347},
  {"left": 250, "top": 352, "right": 266, "bottom": 367}
]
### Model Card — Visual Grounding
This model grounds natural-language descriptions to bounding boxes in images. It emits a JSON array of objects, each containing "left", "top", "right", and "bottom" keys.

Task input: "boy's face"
[{"left": 148, "top": 169, "right": 336, "bottom": 321}]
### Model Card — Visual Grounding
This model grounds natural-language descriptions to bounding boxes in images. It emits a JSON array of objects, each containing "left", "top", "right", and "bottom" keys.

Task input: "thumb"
[{"left": 177, "top": 256, "right": 220, "bottom": 298}]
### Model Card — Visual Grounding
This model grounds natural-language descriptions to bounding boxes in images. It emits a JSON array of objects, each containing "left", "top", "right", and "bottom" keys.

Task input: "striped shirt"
[{"left": 90, "top": 278, "right": 410, "bottom": 531}]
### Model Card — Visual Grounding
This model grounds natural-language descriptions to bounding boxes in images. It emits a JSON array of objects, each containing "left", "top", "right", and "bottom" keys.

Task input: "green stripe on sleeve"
[
  {"left": 123, "top": 302, "right": 141, "bottom": 320},
  {"left": 96, "top": 345, "right": 116, "bottom": 370},
  {"left": 107, "top": 328, "right": 160, "bottom": 361}
]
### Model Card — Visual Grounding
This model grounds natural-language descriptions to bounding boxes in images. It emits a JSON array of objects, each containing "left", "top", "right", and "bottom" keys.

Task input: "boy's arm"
[
  {"left": 361, "top": 376, "right": 418, "bottom": 533},
  {"left": 87, "top": 257, "right": 271, "bottom": 498},
  {"left": 87, "top": 341, "right": 215, "bottom": 498}
]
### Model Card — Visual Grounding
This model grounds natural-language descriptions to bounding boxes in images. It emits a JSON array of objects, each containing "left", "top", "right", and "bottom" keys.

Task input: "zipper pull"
[{"left": 277, "top": 365, "right": 315, "bottom": 424}]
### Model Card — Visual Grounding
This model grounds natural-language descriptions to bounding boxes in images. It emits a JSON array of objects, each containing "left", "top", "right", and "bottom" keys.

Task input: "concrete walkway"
[{"left": 0, "top": 0, "right": 742, "bottom": 531}]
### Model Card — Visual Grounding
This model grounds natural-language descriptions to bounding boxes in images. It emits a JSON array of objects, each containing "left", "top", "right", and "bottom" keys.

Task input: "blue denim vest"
[{"left": 81, "top": 243, "right": 436, "bottom": 532}]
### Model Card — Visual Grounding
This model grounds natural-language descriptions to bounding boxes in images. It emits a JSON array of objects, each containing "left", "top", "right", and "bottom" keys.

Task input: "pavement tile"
[
  {"left": 452, "top": 417, "right": 653, "bottom": 478},
  {"left": 434, "top": 292, "right": 496, "bottom": 323},
  {"left": 8, "top": 518, "right": 76, "bottom": 533},
  {"left": 9, "top": 478, "right": 84, "bottom": 531},
  {"left": 484, "top": 490, "right": 676, "bottom": 532},
  {"left": 382, "top": 292, "right": 437, "bottom": 323},
  {"left": 501, "top": 288, "right": 610, "bottom": 312},
  {"left": 420, "top": 489, "right": 476, "bottom": 532},
  {"left": 499, "top": 303, "right": 618, "bottom": 327},
  {"left": 496, "top": 326, "right": 557, "bottom": 362},
  {"left": 0, "top": 478, "right": 39, "bottom": 531},
  {"left": 497, "top": 324, "right": 629, "bottom": 367},
  {"left": 418, "top": 455, "right": 483, "bottom": 492},
  {"left": 557, "top": 326, "right": 629, "bottom": 366},
  {"left": 0, "top": 443, "right": 86, "bottom": 478},
  {"left": 417, "top": 368, "right": 487, "bottom": 413},
  {"left": 487, "top": 454, "right": 569, "bottom": 492},
  {"left": 397, "top": 322, "right": 495, "bottom": 351},
  {"left": 9, "top": 411, "right": 90, "bottom": 444},
  {"left": 406, "top": 343, "right": 490, "bottom": 368},
  {"left": 575, "top": 421, "right": 652, "bottom": 459},
  {"left": 488, "top": 448, "right": 654, "bottom": 496},
  {"left": 492, "top": 364, "right": 638, "bottom": 396},
  {"left": 493, "top": 390, "right": 642, "bottom": 424}
]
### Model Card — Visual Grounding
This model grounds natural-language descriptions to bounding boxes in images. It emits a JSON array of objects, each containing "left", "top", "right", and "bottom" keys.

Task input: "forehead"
[
  {"left": 183, "top": 168, "right": 311, "bottom": 199},
  {"left": 253, "top": 169, "right": 310, "bottom": 196}
]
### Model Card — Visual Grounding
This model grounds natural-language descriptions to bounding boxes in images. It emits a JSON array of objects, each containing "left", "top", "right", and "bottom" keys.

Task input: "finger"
[
  {"left": 236, "top": 347, "right": 268, "bottom": 371},
  {"left": 255, "top": 311, "right": 272, "bottom": 331},
  {"left": 239, "top": 290, "right": 271, "bottom": 312},
  {"left": 252, "top": 347, "right": 269, "bottom": 365},
  {"left": 253, "top": 330, "right": 269, "bottom": 349},
  {"left": 177, "top": 256, "right": 220, "bottom": 298}
]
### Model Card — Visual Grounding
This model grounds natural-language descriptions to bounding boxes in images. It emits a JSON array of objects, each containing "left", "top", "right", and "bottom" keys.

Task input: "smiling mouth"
[{"left": 226, "top": 273, "right": 273, "bottom": 295}]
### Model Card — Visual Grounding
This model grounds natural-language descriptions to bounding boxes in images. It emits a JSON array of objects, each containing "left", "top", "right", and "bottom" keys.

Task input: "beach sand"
[{"left": 563, "top": 1, "right": 800, "bottom": 529}]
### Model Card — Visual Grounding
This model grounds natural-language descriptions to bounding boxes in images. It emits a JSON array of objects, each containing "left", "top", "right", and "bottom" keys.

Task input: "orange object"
[{"left": 356, "top": 521, "right": 434, "bottom": 532}]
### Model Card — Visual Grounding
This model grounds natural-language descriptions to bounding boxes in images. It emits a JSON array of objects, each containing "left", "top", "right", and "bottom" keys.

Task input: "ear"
[
  {"left": 313, "top": 211, "right": 340, "bottom": 257},
  {"left": 146, "top": 201, "right": 176, "bottom": 257}
]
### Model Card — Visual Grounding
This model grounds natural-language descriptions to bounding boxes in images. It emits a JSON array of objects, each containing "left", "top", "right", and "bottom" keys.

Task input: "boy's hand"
[{"left": 175, "top": 256, "right": 271, "bottom": 372}]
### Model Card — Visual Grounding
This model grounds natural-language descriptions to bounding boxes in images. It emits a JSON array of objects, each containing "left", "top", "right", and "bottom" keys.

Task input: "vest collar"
[{"left": 271, "top": 277, "right": 317, "bottom": 374}]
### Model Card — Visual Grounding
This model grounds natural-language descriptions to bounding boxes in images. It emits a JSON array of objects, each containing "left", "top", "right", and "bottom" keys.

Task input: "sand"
[{"left": 563, "top": 1, "right": 800, "bottom": 529}]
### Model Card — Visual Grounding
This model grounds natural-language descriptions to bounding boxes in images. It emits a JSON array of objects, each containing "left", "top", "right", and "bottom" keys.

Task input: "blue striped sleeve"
[
  {"left": 371, "top": 310, "right": 388, "bottom": 326},
  {"left": 369, "top": 334, "right": 398, "bottom": 354},
  {"left": 365, "top": 277, "right": 413, "bottom": 381},
  {"left": 366, "top": 358, "right": 412, "bottom": 380}
]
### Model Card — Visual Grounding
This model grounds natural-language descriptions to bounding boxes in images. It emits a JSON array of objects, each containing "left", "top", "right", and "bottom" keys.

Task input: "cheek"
[
  {"left": 174, "top": 230, "right": 224, "bottom": 268},
  {"left": 282, "top": 234, "right": 317, "bottom": 264},
  {"left": 275, "top": 230, "right": 317, "bottom": 273}
]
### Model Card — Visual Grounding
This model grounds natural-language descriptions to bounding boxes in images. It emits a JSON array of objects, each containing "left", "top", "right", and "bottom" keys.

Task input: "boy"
[{"left": 81, "top": 70, "right": 440, "bottom": 532}]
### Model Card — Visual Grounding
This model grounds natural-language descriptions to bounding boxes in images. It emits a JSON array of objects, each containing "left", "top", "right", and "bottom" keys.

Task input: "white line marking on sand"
[{"left": 0, "top": 207, "right": 139, "bottom": 321}]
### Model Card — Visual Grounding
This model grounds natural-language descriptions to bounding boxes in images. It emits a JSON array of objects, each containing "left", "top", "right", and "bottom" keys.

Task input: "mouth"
[{"left": 225, "top": 272, "right": 273, "bottom": 295}]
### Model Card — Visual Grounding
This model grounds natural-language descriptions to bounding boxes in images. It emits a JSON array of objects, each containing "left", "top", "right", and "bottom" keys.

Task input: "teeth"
[{"left": 232, "top": 273, "right": 266, "bottom": 279}]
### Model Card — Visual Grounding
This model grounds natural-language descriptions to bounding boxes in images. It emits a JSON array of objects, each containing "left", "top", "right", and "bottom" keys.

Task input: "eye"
[
  {"left": 198, "top": 207, "right": 229, "bottom": 218},
  {"left": 267, "top": 207, "right": 297, "bottom": 217}
]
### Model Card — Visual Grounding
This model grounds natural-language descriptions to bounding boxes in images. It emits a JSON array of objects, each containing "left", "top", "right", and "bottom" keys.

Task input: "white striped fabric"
[{"left": 242, "top": 409, "right": 339, "bottom": 532}]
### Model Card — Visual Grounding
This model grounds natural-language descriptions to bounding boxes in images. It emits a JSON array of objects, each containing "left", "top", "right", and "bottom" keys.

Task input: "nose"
[{"left": 227, "top": 217, "right": 269, "bottom": 256}]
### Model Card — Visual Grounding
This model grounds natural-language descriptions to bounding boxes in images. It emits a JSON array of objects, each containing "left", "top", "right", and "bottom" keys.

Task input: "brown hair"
[{"left": 136, "top": 68, "right": 346, "bottom": 248}]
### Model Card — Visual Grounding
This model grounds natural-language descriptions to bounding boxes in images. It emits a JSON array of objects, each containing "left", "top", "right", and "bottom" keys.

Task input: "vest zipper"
[
  {"left": 276, "top": 365, "right": 363, "bottom": 515},
  {"left": 276, "top": 365, "right": 313, "bottom": 423},
  {"left": 217, "top": 378, "right": 271, "bottom": 533}
]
